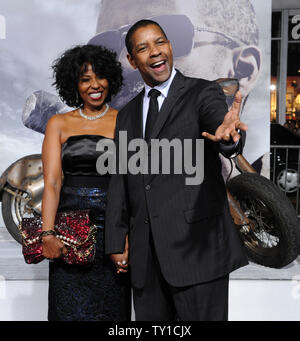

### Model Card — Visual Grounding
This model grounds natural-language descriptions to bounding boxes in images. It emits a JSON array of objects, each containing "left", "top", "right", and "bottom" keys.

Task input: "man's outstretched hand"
[{"left": 202, "top": 91, "right": 248, "bottom": 143}]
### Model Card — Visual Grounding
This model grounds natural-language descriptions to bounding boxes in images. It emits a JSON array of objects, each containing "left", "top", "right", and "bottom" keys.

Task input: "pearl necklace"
[{"left": 79, "top": 104, "right": 109, "bottom": 121}]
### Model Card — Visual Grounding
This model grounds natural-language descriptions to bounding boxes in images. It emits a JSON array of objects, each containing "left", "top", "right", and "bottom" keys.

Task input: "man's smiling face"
[{"left": 127, "top": 24, "right": 174, "bottom": 87}]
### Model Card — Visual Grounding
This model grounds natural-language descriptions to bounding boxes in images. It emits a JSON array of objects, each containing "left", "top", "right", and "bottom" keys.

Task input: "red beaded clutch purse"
[{"left": 19, "top": 210, "right": 97, "bottom": 265}]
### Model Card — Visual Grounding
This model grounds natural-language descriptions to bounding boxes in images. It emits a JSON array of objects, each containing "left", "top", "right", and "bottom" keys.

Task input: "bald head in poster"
[{"left": 91, "top": 0, "right": 261, "bottom": 109}]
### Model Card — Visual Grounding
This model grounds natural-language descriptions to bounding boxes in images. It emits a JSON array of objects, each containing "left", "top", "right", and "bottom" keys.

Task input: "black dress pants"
[{"left": 133, "top": 233, "right": 229, "bottom": 321}]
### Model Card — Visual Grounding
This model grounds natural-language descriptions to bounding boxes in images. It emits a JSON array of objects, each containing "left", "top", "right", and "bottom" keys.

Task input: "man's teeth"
[
  {"left": 89, "top": 92, "right": 102, "bottom": 99},
  {"left": 152, "top": 61, "right": 165, "bottom": 67}
]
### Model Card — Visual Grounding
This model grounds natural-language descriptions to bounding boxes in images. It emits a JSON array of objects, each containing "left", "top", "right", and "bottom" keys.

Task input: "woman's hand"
[
  {"left": 42, "top": 235, "right": 67, "bottom": 259},
  {"left": 110, "top": 235, "right": 129, "bottom": 274}
]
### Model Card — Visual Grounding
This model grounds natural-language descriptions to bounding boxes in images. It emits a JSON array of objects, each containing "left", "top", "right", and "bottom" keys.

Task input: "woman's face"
[{"left": 78, "top": 64, "right": 109, "bottom": 110}]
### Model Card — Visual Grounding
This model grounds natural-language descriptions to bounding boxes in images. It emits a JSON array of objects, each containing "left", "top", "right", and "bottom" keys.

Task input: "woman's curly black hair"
[{"left": 52, "top": 44, "right": 123, "bottom": 107}]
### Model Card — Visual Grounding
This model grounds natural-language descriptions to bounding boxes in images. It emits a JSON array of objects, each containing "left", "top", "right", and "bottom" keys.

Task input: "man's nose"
[{"left": 149, "top": 45, "right": 161, "bottom": 58}]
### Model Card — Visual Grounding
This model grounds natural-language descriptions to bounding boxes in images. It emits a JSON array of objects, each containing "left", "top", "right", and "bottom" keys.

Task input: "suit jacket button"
[
  {"left": 144, "top": 219, "right": 149, "bottom": 224},
  {"left": 145, "top": 185, "right": 151, "bottom": 190}
]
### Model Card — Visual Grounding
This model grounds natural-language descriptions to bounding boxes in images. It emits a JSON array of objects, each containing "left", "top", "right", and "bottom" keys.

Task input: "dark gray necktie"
[{"left": 145, "top": 89, "right": 161, "bottom": 142}]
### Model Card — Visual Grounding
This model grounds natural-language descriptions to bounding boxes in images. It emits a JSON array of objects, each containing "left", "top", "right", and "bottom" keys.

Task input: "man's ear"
[
  {"left": 127, "top": 53, "right": 137, "bottom": 70},
  {"left": 230, "top": 46, "right": 261, "bottom": 97}
]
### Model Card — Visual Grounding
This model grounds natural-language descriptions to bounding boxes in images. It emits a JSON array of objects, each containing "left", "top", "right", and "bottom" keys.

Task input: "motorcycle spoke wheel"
[
  {"left": 227, "top": 173, "right": 300, "bottom": 268},
  {"left": 239, "top": 196, "right": 280, "bottom": 257}
]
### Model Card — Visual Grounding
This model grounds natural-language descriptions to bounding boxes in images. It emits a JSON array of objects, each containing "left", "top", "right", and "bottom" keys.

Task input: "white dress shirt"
[{"left": 142, "top": 68, "right": 177, "bottom": 137}]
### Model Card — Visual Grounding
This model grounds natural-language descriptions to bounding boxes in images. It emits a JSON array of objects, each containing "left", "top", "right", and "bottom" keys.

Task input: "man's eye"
[
  {"left": 137, "top": 46, "right": 146, "bottom": 52},
  {"left": 81, "top": 78, "right": 90, "bottom": 82}
]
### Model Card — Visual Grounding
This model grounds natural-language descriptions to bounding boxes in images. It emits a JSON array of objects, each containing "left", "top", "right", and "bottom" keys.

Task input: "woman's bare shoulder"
[
  {"left": 57, "top": 109, "right": 79, "bottom": 120},
  {"left": 47, "top": 110, "right": 78, "bottom": 128}
]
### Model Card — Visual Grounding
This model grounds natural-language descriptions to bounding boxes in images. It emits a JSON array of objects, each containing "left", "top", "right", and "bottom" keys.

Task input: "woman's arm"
[{"left": 41, "top": 115, "right": 66, "bottom": 258}]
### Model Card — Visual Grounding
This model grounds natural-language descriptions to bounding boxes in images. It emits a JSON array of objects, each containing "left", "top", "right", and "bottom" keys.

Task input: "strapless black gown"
[{"left": 48, "top": 135, "right": 131, "bottom": 321}]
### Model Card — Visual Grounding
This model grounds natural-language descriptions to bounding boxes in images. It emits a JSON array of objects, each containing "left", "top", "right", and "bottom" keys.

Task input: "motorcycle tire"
[
  {"left": 227, "top": 173, "right": 300, "bottom": 268},
  {"left": 2, "top": 188, "right": 23, "bottom": 244}
]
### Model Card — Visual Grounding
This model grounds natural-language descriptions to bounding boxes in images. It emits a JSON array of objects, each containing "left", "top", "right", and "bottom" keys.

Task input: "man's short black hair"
[
  {"left": 125, "top": 19, "right": 168, "bottom": 55},
  {"left": 52, "top": 44, "right": 123, "bottom": 107}
]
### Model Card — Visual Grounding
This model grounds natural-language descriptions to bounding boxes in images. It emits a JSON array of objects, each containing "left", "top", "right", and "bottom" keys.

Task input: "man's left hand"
[{"left": 202, "top": 91, "right": 248, "bottom": 143}]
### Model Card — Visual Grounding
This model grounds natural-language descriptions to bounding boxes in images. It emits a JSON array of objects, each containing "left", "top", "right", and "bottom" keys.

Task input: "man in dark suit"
[{"left": 105, "top": 19, "right": 249, "bottom": 321}]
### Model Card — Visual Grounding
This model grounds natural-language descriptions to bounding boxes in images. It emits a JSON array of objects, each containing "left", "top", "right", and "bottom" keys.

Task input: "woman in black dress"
[{"left": 41, "top": 45, "right": 130, "bottom": 321}]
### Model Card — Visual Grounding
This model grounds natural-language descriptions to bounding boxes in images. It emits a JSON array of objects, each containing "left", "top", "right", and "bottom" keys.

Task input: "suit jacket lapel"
[
  {"left": 149, "top": 71, "right": 186, "bottom": 141},
  {"left": 131, "top": 89, "right": 144, "bottom": 139}
]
